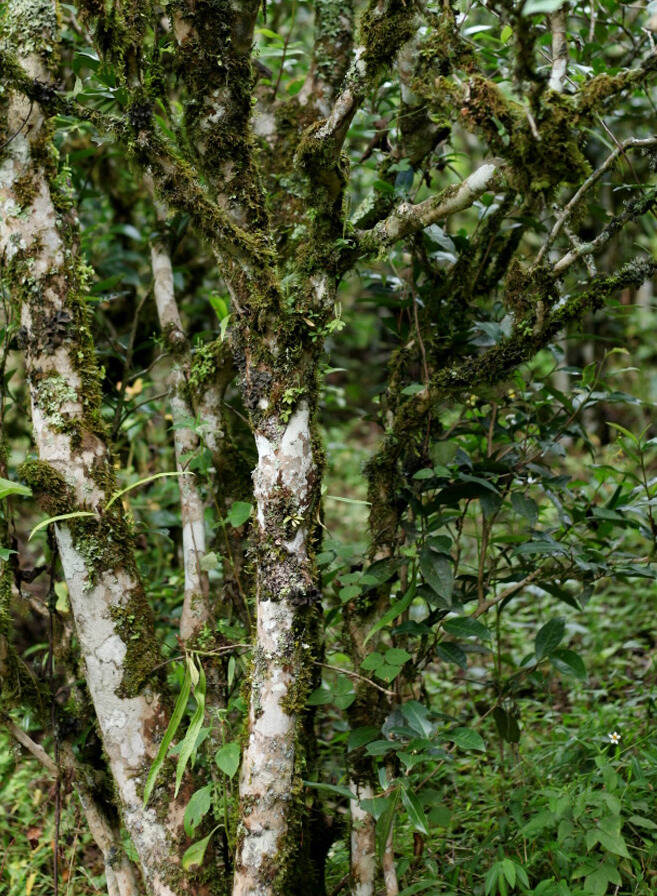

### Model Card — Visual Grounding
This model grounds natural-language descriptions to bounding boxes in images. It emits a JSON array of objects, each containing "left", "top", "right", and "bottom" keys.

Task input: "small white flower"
[
  {"left": 608, "top": 731, "right": 621, "bottom": 745},
  {"left": 526, "top": 475, "right": 537, "bottom": 485}
]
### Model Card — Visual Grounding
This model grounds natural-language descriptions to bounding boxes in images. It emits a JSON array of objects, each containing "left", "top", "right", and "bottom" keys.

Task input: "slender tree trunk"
[
  {"left": 0, "top": 8, "right": 191, "bottom": 893},
  {"left": 232, "top": 389, "right": 323, "bottom": 895},
  {"left": 151, "top": 239, "right": 210, "bottom": 642}
]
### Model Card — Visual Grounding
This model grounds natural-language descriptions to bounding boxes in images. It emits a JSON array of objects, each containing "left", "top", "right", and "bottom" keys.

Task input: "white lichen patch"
[{"left": 254, "top": 402, "right": 313, "bottom": 529}]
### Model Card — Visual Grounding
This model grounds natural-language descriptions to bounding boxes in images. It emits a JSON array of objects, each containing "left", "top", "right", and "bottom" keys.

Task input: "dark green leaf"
[{"left": 535, "top": 618, "right": 566, "bottom": 660}]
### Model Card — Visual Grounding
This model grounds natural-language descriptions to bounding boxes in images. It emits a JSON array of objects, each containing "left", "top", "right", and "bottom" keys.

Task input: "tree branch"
[{"left": 356, "top": 160, "right": 506, "bottom": 253}]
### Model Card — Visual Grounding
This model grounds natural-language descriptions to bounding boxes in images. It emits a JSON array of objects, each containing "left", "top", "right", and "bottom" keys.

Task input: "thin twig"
[
  {"left": 537, "top": 136, "right": 657, "bottom": 264},
  {"left": 471, "top": 567, "right": 542, "bottom": 619},
  {"left": 317, "top": 661, "right": 395, "bottom": 697},
  {"left": 2, "top": 716, "right": 58, "bottom": 775}
]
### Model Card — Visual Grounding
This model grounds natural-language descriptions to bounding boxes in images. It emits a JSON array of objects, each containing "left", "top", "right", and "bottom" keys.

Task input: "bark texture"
[
  {"left": 0, "top": 6, "right": 187, "bottom": 893},
  {"left": 151, "top": 239, "right": 210, "bottom": 642}
]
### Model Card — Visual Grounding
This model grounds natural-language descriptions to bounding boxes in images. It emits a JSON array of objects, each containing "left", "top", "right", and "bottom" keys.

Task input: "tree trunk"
[{"left": 0, "top": 7, "right": 193, "bottom": 893}]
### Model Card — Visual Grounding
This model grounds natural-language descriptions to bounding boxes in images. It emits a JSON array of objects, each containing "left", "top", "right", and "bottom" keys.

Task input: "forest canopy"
[{"left": 1, "top": 1, "right": 657, "bottom": 895}]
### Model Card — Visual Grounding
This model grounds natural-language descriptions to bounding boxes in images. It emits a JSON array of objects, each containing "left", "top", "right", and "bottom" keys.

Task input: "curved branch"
[{"left": 356, "top": 160, "right": 506, "bottom": 253}]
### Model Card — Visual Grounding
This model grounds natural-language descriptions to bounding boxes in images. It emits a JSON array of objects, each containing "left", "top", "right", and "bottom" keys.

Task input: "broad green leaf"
[
  {"left": 200, "top": 551, "right": 220, "bottom": 571},
  {"left": 420, "top": 550, "right": 453, "bottom": 602},
  {"left": 174, "top": 661, "right": 206, "bottom": 797},
  {"left": 584, "top": 863, "right": 621, "bottom": 895},
  {"left": 597, "top": 828, "right": 630, "bottom": 858},
  {"left": 535, "top": 618, "right": 566, "bottom": 660},
  {"left": 449, "top": 727, "right": 485, "bottom": 752},
  {"left": 215, "top": 741, "right": 240, "bottom": 779},
  {"left": 361, "top": 652, "right": 384, "bottom": 671},
  {"left": 522, "top": 810, "right": 554, "bottom": 836},
  {"left": 144, "top": 662, "right": 191, "bottom": 806},
  {"left": 443, "top": 616, "right": 492, "bottom": 641},
  {"left": 401, "top": 702, "right": 433, "bottom": 738},
  {"left": 306, "top": 686, "right": 332, "bottom": 705},
  {"left": 348, "top": 727, "right": 380, "bottom": 752},
  {"left": 511, "top": 492, "right": 538, "bottom": 525},
  {"left": 401, "top": 788, "right": 429, "bottom": 835},
  {"left": 226, "top": 501, "right": 252, "bottom": 527},
  {"left": 385, "top": 648, "right": 411, "bottom": 666},
  {"left": 493, "top": 707, "right": 520, "bottom": 744},
  {"left": 437, "top": 642, "right": 468, "bottom": 669},
  {"left": 183, "top": 785, "right": 212, "bottom": 837},
  {"left": 550, "top": 648, "right": 586, "bottom": 680},
  {"left": 375, "top": 663, "right": 401, "bottom": 683},
  {"left": 181, "top": 828, "right": 218, "bottom": 870}
]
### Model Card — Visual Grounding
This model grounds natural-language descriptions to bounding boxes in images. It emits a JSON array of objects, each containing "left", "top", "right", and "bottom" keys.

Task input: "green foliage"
[{"left": 3, "top": 0, "right": 657, "bottom": 893}]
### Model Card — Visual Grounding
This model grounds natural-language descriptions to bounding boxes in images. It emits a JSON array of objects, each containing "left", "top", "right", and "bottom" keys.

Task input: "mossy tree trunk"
[
  {"left": 2, "top": 1, "right": 653, "bottom": 894},
  {"left": 0, "top": 5, "right": 213, "bottom": 894}
]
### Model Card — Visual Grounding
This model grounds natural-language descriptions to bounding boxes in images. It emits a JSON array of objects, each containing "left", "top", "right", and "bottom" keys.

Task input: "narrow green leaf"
[
  {"left": 105, "top": 471, "right": 193, "bottom": 510},
  {"left": 303, "top": 780, "right": 356, "bottom": 800},
  {"left": 364, "top": 586, "right": 414, "bottom": 645},
  {"left": 29, "top": 511, "right": 96, "bottom": 541},
  {"left": 143, "top": 663, "right": 191, "bottom": 806},
  {"left": 501, "top": 858, "right": 516, "bottom": 887},
  {"left": 325, "top": 494, "right": 371, "bottom": 506},
  {"left": 0, "top": 477, "right": 32, "bottom": 501},
  {"left": 174, "top": 661, "right": 206, "bottom": 797}
]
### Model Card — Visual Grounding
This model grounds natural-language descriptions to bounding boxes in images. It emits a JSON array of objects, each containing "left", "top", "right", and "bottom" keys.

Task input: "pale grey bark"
[
  {"left": 151, "top": 242, "right": 210, "bottom": 642},
  {"left": 0, "top": 7, "right": 181, "bottom": 893},
  {"left": 548, "top": 7, "right": 569, "bottom": 93},
  {"left": 233, "top": 403, "right": 316, "bottom": 896},
  {"left": 359, "top": 160, "right": 505, "bottom": 250}
]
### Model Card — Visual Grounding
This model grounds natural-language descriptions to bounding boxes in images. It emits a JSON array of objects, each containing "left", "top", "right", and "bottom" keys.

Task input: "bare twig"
[
  {"left": 537, "top": 136, "right": 657, "bottom": 264},
  {"left": 317, "top": 661, "right": 395, "bottom": 697},
  {"left": 2, "top": 716, "right": 58, "bottom": 775}
]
